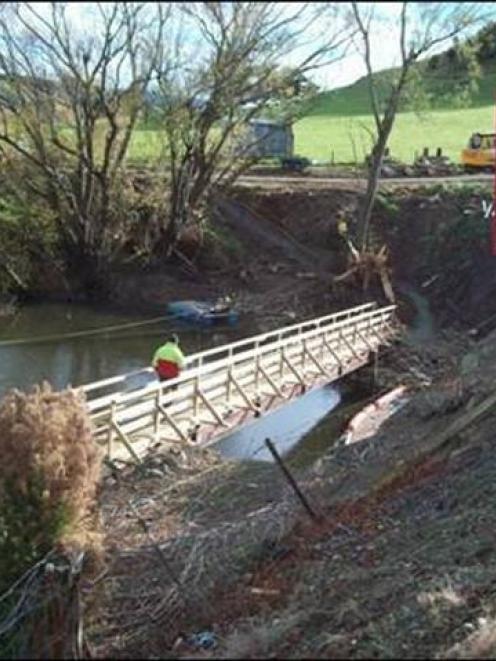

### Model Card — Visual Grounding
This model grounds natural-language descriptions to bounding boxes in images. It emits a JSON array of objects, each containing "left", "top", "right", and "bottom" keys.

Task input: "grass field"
[
  {"left": 127, "top": 63, "right": 496, "bottom": 166},
  {"left": 293, "top": 62, "right": 496, "bottom": 164},
  {"left": 294, "top": 106, "right": 493, "bottom": 164}
]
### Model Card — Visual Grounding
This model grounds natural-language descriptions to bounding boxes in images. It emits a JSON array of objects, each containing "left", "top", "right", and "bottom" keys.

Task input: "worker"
[{"left": 152, "top": 333, "right": 185, "bottom": 382}]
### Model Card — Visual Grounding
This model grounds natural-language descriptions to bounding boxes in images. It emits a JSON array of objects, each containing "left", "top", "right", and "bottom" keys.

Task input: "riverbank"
[
  {"left": 5, "top": 182, "right": 496, "bottom": 657},
  {"left": 86, "top": 317, "right": 491, "bottom": 658},
  {"left": 5, "top": 182, "right": 492, "bottom": 337}
]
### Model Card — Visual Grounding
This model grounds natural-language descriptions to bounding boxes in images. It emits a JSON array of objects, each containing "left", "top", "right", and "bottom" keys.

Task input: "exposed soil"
[
  {"left": 27, "top": 180, "right": 493, "bottom": 340},
  {"left": 228, "top": 182, "right": 495, "bottom": 333},
  {"left": 86, "top": 320, "right": 496, "bottom": 659},
  {"left": 80, "top": 181, "right": 496, "bottom": 658}
]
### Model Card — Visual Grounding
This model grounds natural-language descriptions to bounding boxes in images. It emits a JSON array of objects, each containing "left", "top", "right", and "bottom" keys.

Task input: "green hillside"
[
  {"left": 293, "top": 60, "right": 496, "bottom": 164},
  {"left": 127, "top": 27, "right": 496, "bottom": 166}
]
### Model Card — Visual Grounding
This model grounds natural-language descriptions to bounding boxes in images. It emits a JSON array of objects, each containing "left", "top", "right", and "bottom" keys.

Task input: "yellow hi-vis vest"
[{"left": 152, "top": 342, "right": 185, "bottom": 369}]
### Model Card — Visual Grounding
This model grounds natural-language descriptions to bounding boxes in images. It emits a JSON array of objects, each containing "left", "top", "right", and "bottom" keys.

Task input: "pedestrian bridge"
[{"left": 82, "top": 302, "right": 398, "bottom": 464}]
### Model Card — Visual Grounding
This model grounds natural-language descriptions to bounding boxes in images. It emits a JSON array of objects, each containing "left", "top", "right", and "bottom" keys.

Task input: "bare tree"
[
  {"left": 350, "top": 1, "right": 488, "bottom": 251},
  {"left": 0, "top": 2, "right": 168, "bottom": 294},
  {"left": 155, "top": 2, "right": 352, "bottom": 256}
]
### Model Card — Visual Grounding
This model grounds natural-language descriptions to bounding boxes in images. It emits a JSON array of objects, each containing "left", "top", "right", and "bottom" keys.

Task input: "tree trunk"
[
  {"left": 357, "top": 115, "right": 394, "bottom": 251},
  {"left": 356, "top": 70, "right": 408, "bottom": 251},
  {"left": 65, "top": 245, "right": 112, "bottom": 300}
]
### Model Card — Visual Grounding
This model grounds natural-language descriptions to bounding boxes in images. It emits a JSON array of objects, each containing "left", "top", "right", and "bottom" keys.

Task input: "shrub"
[
  {"left": 0, "top": 383, "right": 101, "bottom": 593},
  {"left": 0, "top": 193, "right": 58, "bottom": 295},
  {"left": 374, "top": 192, "right": 399, "bottom": 217}
]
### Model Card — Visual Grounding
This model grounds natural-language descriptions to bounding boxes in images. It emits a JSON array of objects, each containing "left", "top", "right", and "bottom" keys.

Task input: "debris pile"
[
  {"left": 412, "top": 150, "right": 460, "bottom": 177},
  {"left": 366, "top": 148, "right": 462, "bottom": 178}
]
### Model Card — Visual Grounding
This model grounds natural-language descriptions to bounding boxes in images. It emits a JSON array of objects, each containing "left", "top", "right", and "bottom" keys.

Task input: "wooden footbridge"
[{"left": 82, "top": 302, "right": 398, "bottom": 464}]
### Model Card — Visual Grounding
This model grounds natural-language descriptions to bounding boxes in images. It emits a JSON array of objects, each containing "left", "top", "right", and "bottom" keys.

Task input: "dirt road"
[{"left": 237, "top": 172, "right": 493, "bottom": 190}]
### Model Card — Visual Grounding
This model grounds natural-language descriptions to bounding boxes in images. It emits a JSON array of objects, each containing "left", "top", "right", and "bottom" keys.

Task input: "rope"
[{"left": 0, "top": 315, "right": 175, "bottom": 348}]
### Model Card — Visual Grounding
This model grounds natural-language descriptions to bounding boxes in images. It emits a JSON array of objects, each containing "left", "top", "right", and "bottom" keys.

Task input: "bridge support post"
[
  {"left": 258, "top": 363, "right": 285, "bottom": 398},
  {"left": 323, "top": 337, "right": 344, "bottom": 376},
  {"left": 111, "top": 420, "right": 142, "bottom": 465},
  {"left": 194, "top": 376, "right": 200, "bottom": 419},
  {"left": 282, "top": 348, "right": 306, "bottom": 392},
  {"left": 340, "top": 329, "right": 362, "bottom": 362},
  {"left": 303, "top": 339, "right": 328, "bottom": 378},
  {"left": 229, "top": 372, "right": 260, "bottom": 415}
]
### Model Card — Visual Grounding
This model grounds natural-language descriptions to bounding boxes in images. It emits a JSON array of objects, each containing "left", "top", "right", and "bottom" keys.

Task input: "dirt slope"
[{"left": 87, "top": 324, "right": 496, "bottom": 659}]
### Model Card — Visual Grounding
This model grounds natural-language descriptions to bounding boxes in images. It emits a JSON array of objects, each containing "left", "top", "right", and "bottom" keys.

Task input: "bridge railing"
[
  {"left": 83, "top": 304, "right": 397, "bottom": 459},
  {"left": 81, "top": 302, "right": 376, "bottom": 399}
]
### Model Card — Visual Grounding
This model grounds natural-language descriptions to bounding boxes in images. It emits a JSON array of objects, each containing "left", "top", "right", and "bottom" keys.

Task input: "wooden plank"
[
  {"left": 229, "top": 372, "right": 259, "bottom": 412},
  {"left": 281, "top": 349, "right": 306, "bottom": 387},
  {"left": 156, "top": 403, "right": 190, "bottom": 442},
  {"left": 196, "top": 388, "right": 228, "bottom": 426},
  {"left": 112, "top": 420, "right": 143, "bottom": 464}
]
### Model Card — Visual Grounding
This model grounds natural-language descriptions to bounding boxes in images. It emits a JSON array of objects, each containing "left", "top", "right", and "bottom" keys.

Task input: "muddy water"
[
  {"left": 214, "top": 380, "right": 373, "bottom": 466},
  {"left": 215, "top": 386, "right": 342, "bottom": 463},
  {"left": 0, "top": 302, "right": 252, "bottom": 397},
  {"left": 0, "top": 302, "right": 366, "bottom": 466},
  {"left": 398, "top": 285, "right": 436, "bottom": 344}
]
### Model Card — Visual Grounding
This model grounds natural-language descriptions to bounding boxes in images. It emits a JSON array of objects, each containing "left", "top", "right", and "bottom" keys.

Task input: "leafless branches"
[
  {"left": 155, "top": 1, "right": 353, "bottom": 255},
  {"left": 0, "top": 2, "right": 168, "bottom": 288},
  {"left": 350, "top": 1, "right": 488, "bottom": 251}
]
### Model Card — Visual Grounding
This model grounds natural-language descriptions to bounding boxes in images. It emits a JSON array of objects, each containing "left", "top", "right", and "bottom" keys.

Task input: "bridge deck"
[{"left": 82, "top": 302, "right": 398, "bottom": 464}]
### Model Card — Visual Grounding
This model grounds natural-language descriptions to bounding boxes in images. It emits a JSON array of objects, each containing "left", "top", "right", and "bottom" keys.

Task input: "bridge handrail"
[
  {"left": 82, "top": 302, "right": 376, "bottom": 396},
  {"left": 85, "top": 305, "right": 396, "bottom": 413}
]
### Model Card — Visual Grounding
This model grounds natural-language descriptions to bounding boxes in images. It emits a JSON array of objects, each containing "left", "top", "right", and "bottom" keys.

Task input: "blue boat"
[{"left": 167, "top": 300, "right": 239, "bottom": 326}]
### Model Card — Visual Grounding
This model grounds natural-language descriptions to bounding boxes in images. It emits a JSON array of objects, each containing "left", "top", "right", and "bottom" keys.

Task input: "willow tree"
[
  {"left": 0, "top": 2, "right": 168, "bottom": 294},
  {"left": 154, "top": 1, "right": 352, "bottom": 255},
  {"left": 350, "top": 1, "right": 487, "bottom": 251}
]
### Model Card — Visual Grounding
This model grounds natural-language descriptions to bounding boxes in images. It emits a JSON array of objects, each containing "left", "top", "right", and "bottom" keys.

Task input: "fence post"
[
  {"left": 154, "top": 389, "right": 161, "bottom": 441},
  {"left": 107, "top": 401, "right": 116, "bottom": 460},
  {"left": 194, "top": 375, "right": 200, "bottom": 419},
  {"left": 226, "top": 347, "right": 233, "bottom": 404},
  {"left": 254, "top": 340, "right": 260, "bottom": 393},
  {"left": 265, "top": 439, "right": 319, "bottom": 521}
]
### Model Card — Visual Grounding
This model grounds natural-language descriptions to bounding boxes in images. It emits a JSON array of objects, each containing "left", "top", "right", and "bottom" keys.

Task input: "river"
[
  {"left": 0, "top": 290, "right": 434, "bottom": 463},
  {"left": 0, "top": 302, "right": 249, "bottom": 396},
  {"left": 0, "top": 301, "right": 345, "bottom": 462}
]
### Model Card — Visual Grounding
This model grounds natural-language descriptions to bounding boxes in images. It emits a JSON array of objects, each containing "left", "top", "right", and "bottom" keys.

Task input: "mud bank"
[{"left": 13, "top": 182, "right": 493, "bottom": 345}]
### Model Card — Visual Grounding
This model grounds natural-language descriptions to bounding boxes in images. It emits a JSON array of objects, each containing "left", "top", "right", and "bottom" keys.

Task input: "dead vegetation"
[
  {"left": 0, "top": 384, "right": 102, "bottom": 657},
  {"left": 82, "top": 324, "right": 496, "bottom": 658},
  {"left": 334, "top": 241, "right": 395, "bottom": 303}
]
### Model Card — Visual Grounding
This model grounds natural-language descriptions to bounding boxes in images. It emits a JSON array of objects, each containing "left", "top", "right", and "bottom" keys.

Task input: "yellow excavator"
[{"left": 461, "top": 132, "right": 495, "bottom": 172}]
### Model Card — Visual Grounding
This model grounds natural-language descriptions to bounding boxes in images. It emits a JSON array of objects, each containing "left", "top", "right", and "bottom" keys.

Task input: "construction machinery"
[{"left": 461, "top": 132, "right": 495, "bottom": 172}]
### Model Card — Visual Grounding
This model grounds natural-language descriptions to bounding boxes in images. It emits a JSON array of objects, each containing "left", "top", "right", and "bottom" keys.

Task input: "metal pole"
[{"left": 265, "top": 438, "right": 319, "bottom": 521}]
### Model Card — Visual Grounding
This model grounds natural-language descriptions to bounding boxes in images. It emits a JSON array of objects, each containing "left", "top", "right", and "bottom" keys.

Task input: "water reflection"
[
  {"left": 215, "top": 385, "right": 341, "bottom": 462},
  {"left": 0, "top": 302, "right": 253, "bottom": 396}
]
